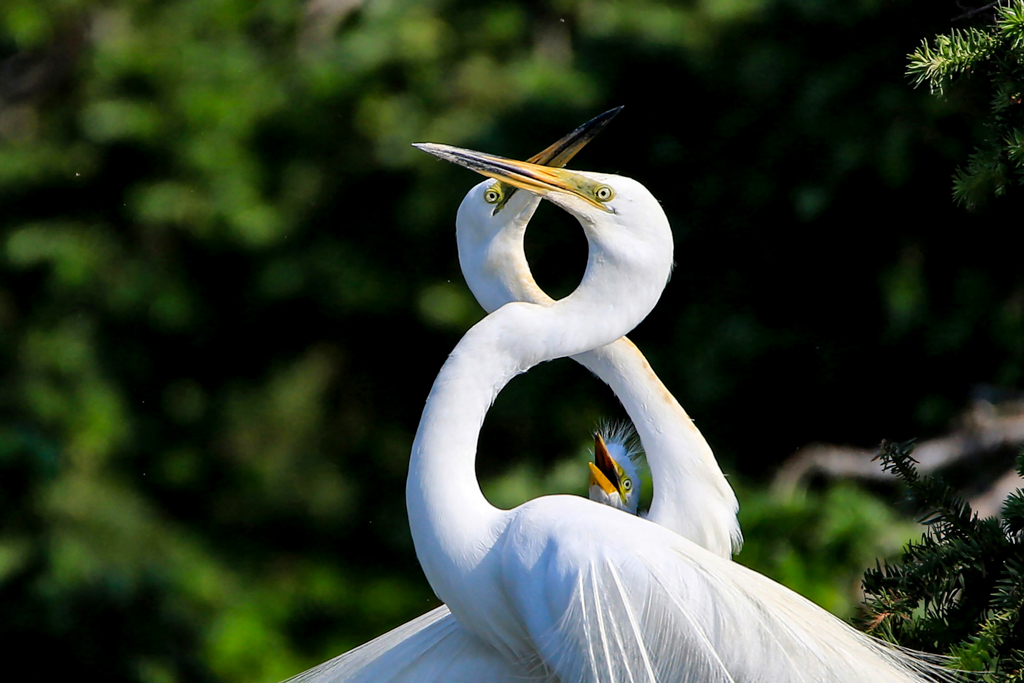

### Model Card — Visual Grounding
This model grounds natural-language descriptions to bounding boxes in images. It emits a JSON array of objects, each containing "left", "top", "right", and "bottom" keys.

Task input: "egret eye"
[
  {"left": 595, "top": 186, "right": 614, "bottom": 202},
  {"left": 622, "top": 479, "right": 632, "bottom": 491},
  {"left": 484, "top": 186, "right": 503, "bottom": 204}
]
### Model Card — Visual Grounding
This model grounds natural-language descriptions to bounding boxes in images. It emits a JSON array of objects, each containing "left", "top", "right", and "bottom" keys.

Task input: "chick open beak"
[{"left": 589, "top": 434, "right": 620, "bottom": 495}]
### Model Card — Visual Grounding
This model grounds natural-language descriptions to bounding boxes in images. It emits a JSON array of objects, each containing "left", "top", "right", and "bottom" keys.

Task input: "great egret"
[
  {"left": 403, "top": 145, "right": 956, "bottom": 682},
  {"left": 284, "top": 115, "right": 647, "bottom": 683},
  {"left": 286, "top": 146, "right": 955, "bottom": 683},
  {"left": 456, "top": 113, "right": 741, "bottom": 558}
]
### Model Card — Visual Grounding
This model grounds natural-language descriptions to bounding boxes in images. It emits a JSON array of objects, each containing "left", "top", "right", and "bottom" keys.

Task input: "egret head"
[
  {"left": 588, "top": 427, "right": 643, "bottom": 515},
  {"left": 455, "top": 108, "right": 622, "bottom": 314},
  {"left": 456, "top": 179, "right": 545, "bottom": 313},
  {"left": 414, "top": 143, "right": 674, "bottom": 334}
]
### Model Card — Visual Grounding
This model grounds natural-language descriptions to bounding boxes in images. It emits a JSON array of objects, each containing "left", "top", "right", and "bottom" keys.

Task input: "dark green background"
[{"left": 1, "top": 0, "right": 1020, "bottom": 680}]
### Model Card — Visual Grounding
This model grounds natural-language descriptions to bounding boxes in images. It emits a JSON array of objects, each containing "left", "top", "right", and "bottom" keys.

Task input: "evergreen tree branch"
[
  {"left": 911, "top": 0, "right": 1024, "bottom": 207},
  {"left": 907, "top": 29, "right": 1001, "bottom": 94},
  {"left": 862, "top": 444, "right": 1024, "bottom": 678}
]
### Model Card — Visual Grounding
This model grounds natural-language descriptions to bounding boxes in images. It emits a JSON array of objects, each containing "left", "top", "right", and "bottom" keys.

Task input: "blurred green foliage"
[
  {"left": 1, "top": 0, "right": 1022, "bottom": 680},
  {"left": 737, "top": 482, "right": 919, "bottom": 619}
]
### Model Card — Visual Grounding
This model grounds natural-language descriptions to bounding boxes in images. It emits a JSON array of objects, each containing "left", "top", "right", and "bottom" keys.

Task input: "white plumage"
[
  {"left": 284, "top": 144, "right": 956, "bottom": 683},
  {"left": 455, "top": 117, "right": 741, "bottom": 558},
  {"left": 285, "top": 606, "right": 533, "bottom": 682}
]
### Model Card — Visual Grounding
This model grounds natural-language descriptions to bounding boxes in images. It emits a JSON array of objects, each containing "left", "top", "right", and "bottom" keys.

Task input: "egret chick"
[{"left": 589, "top": 427, "right": 643, "bottom": 515}]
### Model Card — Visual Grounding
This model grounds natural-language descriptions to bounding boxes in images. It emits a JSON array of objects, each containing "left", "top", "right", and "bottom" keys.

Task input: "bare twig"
[
  {"left": 953, "top": 1, "right": 1008, "bottom": 22},
  {"left": 773, "top": 399, "right": 1024, "bottom": 516}
]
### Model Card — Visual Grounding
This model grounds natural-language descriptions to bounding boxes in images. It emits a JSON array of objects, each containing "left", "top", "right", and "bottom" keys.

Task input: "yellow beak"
[
  {"left": 527, "top": 106, "right": 622, "bottom": 168},
  {"left": 413, "top": 143, "right": 610, "bottom": 211},
  {"left": 590, "top": 433, "right": 621, "bottom": 495},
  {"left": 479, "top": 106, "right": 621, "bottom": 211},
  {"left": 588, "top": 462, "right": 617, "bottom": 495}
]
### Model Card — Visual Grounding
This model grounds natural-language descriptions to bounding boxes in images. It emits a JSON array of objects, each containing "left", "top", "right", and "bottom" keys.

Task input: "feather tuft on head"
[
  {"left": 589, "top": 419, "right": 646, "bottom": 515},
  {"left": 595, "top": 419, "right": 645, "bottom": 480}
]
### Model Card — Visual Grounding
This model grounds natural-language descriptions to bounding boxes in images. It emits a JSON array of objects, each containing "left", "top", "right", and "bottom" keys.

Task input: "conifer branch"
[
  {"left": 862, "top": 441, "right": 1024, "bottom": 678},
  {"left": 910, "top": 0, "right": 1024, "bottom": 207}
]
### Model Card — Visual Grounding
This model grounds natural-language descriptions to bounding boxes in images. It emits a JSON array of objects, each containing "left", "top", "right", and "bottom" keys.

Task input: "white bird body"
[
  {"left": 402, "top": 146, "right": 952, "bottom": 682},
  {"left": 457, "top": 176, "right": 741, "bottom": 558},
  {"left": 406, "top": 168, "right": 677, "bottom": 667},
  {"left": 287, "top": 605, "right": 530, "bottom": 682},
  {"left": 284, "top": 145, "right": 954, "bottom": 683}
]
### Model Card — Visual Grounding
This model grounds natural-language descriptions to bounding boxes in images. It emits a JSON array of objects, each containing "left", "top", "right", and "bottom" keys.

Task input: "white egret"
[
  {"left": 285, "top": 115, "right": 646, "bottom": 683},
  {"left": 287, "top": 146, "right": 955, "bottom": 683},
  {"left": 404, "top": 145, "right": 956, "bottom": 682},
  {"left": 456, "top": 113, "right": 742, "bottom": 558}
]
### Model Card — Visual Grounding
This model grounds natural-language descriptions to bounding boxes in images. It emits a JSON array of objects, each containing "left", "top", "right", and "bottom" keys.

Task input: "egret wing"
[
  {"left": 501, "top": 498, "right": 956, "bottom": 683},
  {"left": 284, "top": 604, "right": 546, "bottom": 683}
]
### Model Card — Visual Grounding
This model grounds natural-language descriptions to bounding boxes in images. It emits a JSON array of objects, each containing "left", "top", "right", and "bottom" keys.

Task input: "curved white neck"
[
  {"left": 407, "top": 280, "right": 658, "bottom": 602},
  {"left": 574, "top": 340, "right": 741, "bottom": 556},
  {"left": 460, "top": 214, "right": 740, "bottom": 556}
]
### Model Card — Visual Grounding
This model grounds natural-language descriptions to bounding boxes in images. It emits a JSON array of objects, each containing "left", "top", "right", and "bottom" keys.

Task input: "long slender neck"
[
  {"left": 465, "top": 225, "right": 740, "bottom": 556},
  {"left": 407, "top": 283, "right": 653, "bottom": 602},
  {"left": 575, "top": 340, "right": 742, "bottom": 557},
  {"left": 459, "top": 196, "right": 555, "bottom": 311},
  {"left": 405, "top": 322, "right": 507, "bottom": 586}
]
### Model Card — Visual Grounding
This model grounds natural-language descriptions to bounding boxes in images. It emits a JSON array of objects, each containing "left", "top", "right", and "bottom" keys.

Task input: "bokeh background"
[{"left": 2, "top": 0, "right": 1022, "bottom": 680}]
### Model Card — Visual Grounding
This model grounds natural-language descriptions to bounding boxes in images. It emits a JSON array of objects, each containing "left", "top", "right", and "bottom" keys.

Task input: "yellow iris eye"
[
  {"left": 484, "top": 187, "right": 502, "bottom": 204},
  {"left": 595, "top": 186, "right": 614, "bottom": 202},
  {"left": 622, "top": 479, "right": 632, "bottom": 491}
]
